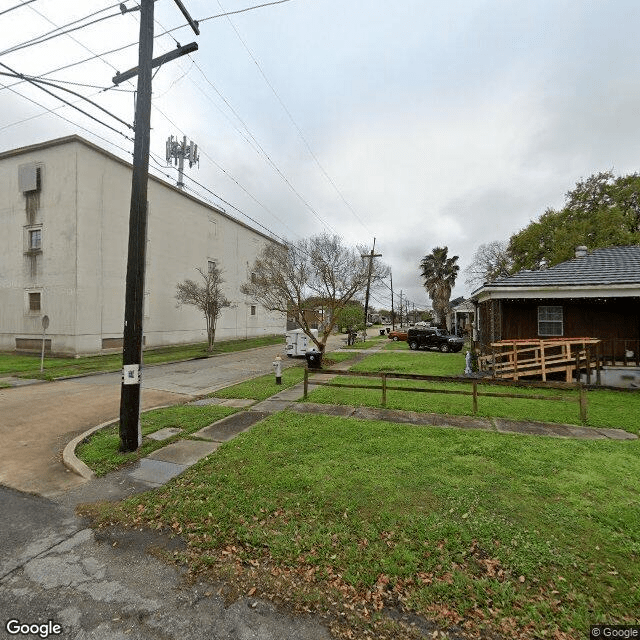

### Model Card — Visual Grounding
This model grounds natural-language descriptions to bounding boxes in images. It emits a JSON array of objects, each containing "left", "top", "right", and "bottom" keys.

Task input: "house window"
[
  {"left": 29, "top": 292, "right": 41, "bottom": 312},
  {"left": 29, "top": 228, "right": 42, "bottom": 250},
  {"left": 538, "top": 306, "right": 563, "bottom": 336},
  {"left": 251, "top": 272, "right": 257, "bottom": 284},
  {"left": 208, "top": 260, "right": 216, "bottom": 273},
  {"left": 250, "top": 305, "right": 257, "bottom": 316}
]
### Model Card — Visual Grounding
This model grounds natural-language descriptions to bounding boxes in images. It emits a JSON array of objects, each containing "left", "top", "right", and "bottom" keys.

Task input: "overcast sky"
[{"left": 2, "top": 0, "right": 639, "bottom": 311}]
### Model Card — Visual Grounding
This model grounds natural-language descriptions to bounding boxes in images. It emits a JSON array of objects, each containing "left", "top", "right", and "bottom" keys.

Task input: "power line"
[
  {"left": 0, "top": 3, "right": 123, "bottom": 58},
  {"left": 150, "top": 102, "right": 300, "bottom": 239},
  {"left": 0, "top": 62, "right": 132, "bottom": 137},
  {"left": 217, "top": 0, "right": 372, "bottom": 236},
  {"left": 188, "top": 59, "right": 337, "bottom": 235},
  {"left": 0, "top": 0, "right": 37, "bottom": 17},
  {"left": 0, "top": 66, "right": 132, "bottom": 130},
  {"left": 199, "top": 0, "right": 294, "bottom": 24},
  {"left": 0, "top": 78, "right": 134, "bottom": 150}
]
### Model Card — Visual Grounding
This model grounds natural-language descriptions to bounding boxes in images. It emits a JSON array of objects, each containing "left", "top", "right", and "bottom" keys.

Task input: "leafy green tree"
[
  {"left": 508, "top": 171, "right": 640, "bottom": 271},
  {"left": 419, "top": 247, "right": 459, "bottom": 328}
]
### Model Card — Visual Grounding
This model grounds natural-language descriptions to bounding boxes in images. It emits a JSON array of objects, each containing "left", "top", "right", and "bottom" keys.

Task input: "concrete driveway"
[{"left": 0, "top": 343, "right": 293, "bottom": 497}]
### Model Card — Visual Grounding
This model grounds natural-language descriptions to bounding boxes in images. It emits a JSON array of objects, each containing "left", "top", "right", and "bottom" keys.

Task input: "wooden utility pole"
[
  {"left": 361, "top": 238, "right": 382, "bottom": 341},
  {"left": 390, "top": 271, "right": 394, "bottom": 330},
  {"left": 117, "top": 0, "right": 199, "bottom": 452},
  {"left": 399, "top": 290, "right": 403, "bottom": 327}
]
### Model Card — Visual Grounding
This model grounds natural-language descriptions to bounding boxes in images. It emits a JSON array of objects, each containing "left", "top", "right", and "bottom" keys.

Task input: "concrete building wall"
[{"left": 0, "top": 136, "right": 285, "bottom": 355}]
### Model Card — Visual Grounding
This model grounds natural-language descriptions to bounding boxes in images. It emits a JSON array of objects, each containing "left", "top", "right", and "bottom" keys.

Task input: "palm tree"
[{"left": 419, "top": 247, "right": 459, "bottom": 328}]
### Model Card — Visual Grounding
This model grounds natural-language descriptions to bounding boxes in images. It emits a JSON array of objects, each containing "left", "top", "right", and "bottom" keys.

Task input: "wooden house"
[{"left": 470, "top": 245, "right": 640, "bottom": 368}]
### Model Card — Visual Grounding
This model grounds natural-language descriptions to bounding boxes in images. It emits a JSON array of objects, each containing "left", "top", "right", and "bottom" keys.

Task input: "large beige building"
[{"left": 0, "top": 135, "right": 285, "bottom": 355}]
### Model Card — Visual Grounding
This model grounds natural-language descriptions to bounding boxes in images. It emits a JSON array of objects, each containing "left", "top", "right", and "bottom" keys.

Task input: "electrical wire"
[
  {"left": 0, "top": 79, "right": 134, "bottom": 150},
  {"left": 189, "top": 59, "right": 337, "bottom": 235},
  {"left": 0, "top": 66, "right": 132, "bottom": 129},
  {"left": 0, "top": 0, "right": 37, "bottom": 17},
  {"left": 216, "top": 0, "right": 372, "bottom": 237},
  {"left": 0, "top": 3, "right": 123, "bottom": 58}
]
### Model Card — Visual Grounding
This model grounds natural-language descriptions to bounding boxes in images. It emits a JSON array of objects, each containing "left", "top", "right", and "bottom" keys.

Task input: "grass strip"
[
  {"left": 76, "top": 404, "right": 237, "bottom": 476},
  {"left": 0, "top": 335, "right": 284, "bottom": 380},
  {"left": 83, "top": 411, "right": 640, "bottom": 639}
]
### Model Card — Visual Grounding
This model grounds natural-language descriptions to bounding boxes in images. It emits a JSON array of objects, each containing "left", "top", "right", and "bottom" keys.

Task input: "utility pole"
[
  {"left": 361, "top": 238, "right": 382, "bottom": 341},
  {"left": 115, "top": 0, "right": 199, "bottom": 452},
  {"left": 166, "top": 135, "right": 199, "bottom": 189},
  {"left": 399, "top": 290, "right": 403, "bottom": 328},
  {"left": 390, "top": 271, "right": 394, "bottom": 330}
]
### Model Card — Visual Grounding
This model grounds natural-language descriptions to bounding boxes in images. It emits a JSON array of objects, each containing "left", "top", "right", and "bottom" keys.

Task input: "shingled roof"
[{"left": 483, "top": 245, "right": 640, "bottom": 289}]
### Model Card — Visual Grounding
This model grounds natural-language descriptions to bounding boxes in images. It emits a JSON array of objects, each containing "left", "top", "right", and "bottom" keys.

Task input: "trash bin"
[
  {"left": 386, "top": 327, "right": 390, "bottom": 334},
  {"left": 379, "top": 329, "right": 385, "bottom": 336},
  {"left": 305, "top": 348, "right": 322, "bottom": 369}
]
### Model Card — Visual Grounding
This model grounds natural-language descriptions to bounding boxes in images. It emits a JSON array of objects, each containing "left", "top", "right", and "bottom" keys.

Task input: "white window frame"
[
  {"left": 26, "top": 289, "right": 42, "bottom": 314},
  {"left": 29, "top": 228, "right": 42, "bottom": 250},
  {"left": 250, "top": 305, "right": 257, "bottom": 316},
  {"left": 538, "top": 305, "right": 563, "bottom": 337}
]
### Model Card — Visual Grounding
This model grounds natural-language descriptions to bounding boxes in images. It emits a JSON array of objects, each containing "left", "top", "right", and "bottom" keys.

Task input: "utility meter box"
[{"left": 285, "top": 329, "right": 319, "bottom": 357}]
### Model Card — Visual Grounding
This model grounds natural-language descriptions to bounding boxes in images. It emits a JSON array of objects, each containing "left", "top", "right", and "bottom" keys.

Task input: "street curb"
[
  {"left": 62, "top": 419, "right": 115, "bottom": 480},
  {"left": 62, "top": 402, "right": 190, "bottom": 481}
]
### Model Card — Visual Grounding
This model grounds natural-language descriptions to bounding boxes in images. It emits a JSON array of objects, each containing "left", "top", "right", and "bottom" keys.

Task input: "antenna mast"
[{"left": 166, "top": 135, "right": 199, "bottom": 189}]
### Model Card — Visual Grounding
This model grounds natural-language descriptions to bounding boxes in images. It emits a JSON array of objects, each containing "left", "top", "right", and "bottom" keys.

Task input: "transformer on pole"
[{"left": 166, "top": 135, "right": 199, "bottom": 189}]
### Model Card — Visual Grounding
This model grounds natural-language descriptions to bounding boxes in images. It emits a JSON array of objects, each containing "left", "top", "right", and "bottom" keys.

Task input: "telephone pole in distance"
[{"left": 361, "top": 238, "right": 382, "bottom": 341}]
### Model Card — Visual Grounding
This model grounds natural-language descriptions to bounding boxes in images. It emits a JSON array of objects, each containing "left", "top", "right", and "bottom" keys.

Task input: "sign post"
[{"left": 40, "top": 314, "right": 49, "bottom": 373}]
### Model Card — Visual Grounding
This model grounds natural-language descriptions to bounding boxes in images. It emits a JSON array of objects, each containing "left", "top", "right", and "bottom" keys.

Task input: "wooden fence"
[
  {"left": 303, "top": 368, "right": 588, "bottom": 423},
  {"left": 478, "top": 338, "right": 600, "bottom": 382}
]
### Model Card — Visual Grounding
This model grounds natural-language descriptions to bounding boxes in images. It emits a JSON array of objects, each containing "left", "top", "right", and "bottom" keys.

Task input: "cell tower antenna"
[{"left": 166, "top": 135, "right": 199, "bottom": 189}]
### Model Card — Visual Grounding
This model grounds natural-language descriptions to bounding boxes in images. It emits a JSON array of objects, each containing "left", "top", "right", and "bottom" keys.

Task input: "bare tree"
[
  {"left": 464, "top": 240, "right": 513, "bottom": 289},
  {"left": 175, "top": 265, "right": 232, "bottom": 351},
  {"left": 241, "top": 234, "right": 388, "bottom": 352}
]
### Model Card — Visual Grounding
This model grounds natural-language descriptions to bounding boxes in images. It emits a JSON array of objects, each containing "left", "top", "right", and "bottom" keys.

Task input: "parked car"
[
  {"left": 388, "top": 328, "right": 408, "bottom": 341},
  {"left": 407, "top": 327, "right": 464, "bottom": 353}
]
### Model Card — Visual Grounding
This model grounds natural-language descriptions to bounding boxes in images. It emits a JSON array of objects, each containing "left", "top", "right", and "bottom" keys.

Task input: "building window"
[
  {"left": 29, "top": 228, "right": 42, "bottom": 250},
  {"left": 208, "top": 260, "right": 216, "bottom": 273},
  {"left": 251, "top": 272, "right": 257, "bottom": 283},
  {"left": 250, "top": 305, "right": 257, "bottom": 316},
  {"left": 538, "top": 306, "right": 563, "bottom": 336},
  {"left": 29, "top": 292, "right": 41, "bottom": 312}
]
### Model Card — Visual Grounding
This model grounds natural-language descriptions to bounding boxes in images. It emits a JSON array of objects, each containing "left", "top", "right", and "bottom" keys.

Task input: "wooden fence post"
[
  {"left": 381, "top": 372, "right": 387, "bottom": 408},
  {"left": 579, "top": 384, "right": 587, "bottom": 424},
  {"left": 472, "top": 380, "right": 478, "bottom": 415},
  {"left": 303, "top": 367, "right": 308, "bottom": 399}
]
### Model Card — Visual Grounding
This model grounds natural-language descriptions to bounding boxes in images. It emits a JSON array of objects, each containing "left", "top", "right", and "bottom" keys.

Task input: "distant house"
[
  {"left": 470, "top": 245, "right": 640, "bottom": 360},
  {"left": 450, "top": 298, "right": 475, "bottom": 336}
]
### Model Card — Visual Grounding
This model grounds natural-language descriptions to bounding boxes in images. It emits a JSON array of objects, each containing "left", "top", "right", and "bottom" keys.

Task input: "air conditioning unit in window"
[{"left": 18, "top": 164, "right": 41, "bottom": 193}]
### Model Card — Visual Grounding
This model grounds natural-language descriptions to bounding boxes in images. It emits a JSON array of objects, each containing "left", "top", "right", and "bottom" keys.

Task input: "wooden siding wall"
[{"left": 477, "top": 298, "right": 640, "bottom": 348}]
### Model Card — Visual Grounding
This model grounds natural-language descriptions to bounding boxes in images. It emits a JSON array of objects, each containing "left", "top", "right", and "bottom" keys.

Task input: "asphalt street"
[
  {"left": 0, "top": 485, "right": 332, "bottom": 640},
  {"left": 0, "top": 342, "right": 295, "bottom": 496}
]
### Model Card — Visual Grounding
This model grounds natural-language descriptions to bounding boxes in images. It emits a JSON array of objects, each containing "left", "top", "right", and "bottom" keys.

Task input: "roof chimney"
[{"left": 575, "top": 246, "right": 588, "bottom": 258}]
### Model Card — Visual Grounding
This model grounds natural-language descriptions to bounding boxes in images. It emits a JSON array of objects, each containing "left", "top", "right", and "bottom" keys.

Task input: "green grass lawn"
[
  {"left": 305, "top": 378, "right": 640, "bottom": 433},
  {"left": 0, "top": 335, "right": 284, "bottom": 381},
  {"left": 76, "top": 404, "right": 237, "bottom": 476},
  {"left": 210, "top": 366, "right": 306, "bottom": 401},
  {"left": 350, "top": 351, "right": 466, "bottom": 377},
  {"left": 85, "top": 411, "right": 640, "bottom": 639}
]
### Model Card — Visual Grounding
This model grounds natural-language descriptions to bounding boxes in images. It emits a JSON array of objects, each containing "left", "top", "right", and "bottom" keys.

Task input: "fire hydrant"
[{"left": 273, "top": 355, "right": 282, "bottom": 385}]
